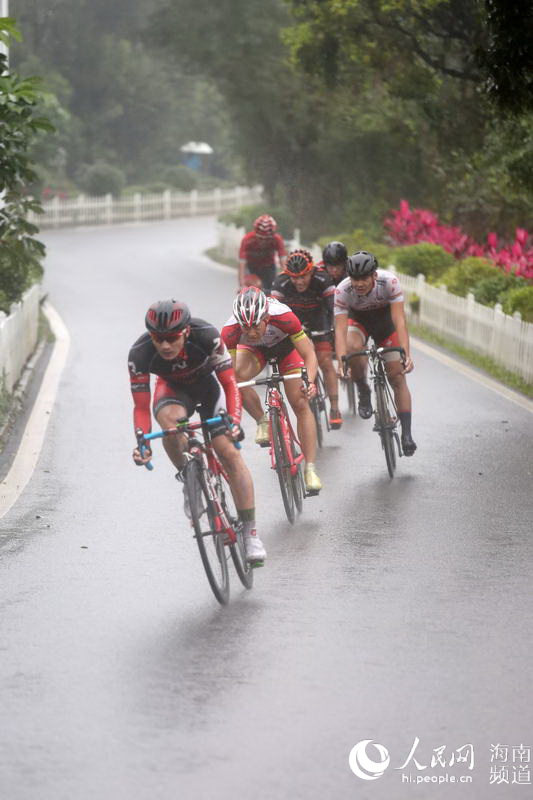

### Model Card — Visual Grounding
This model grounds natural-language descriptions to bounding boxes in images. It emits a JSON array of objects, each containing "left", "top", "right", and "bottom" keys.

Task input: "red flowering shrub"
[{"left": 384, "top": 200, "right": 533, "bottom": 280}]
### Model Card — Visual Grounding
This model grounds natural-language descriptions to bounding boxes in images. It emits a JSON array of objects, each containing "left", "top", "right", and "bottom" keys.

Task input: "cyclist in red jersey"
[
  {"left": 238, "top": 214, "right": 286, "bottom": 294},
  {"left": 129, "top": 299, "right": 267, "bottom": 562},
  {"left": 271, "top": 248, "right": 342, "bottom": 429},
  {"left": 334, "top": 252, "right": 417, "bottom": 455},
  {"left": 221, "top": 287, "right": 322, "bottom": 494}
]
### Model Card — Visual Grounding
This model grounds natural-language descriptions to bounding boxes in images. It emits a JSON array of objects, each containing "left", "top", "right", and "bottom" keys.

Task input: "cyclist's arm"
[
  {"left": 217, "top": 364, "right": 242, "bottom": 425},
  {"left": 292, "top": 331, "right": 318, "bottom": 384},
  {"left": 390, "top": 301, "right": 414, "bottom": 372},
  {"left": 334, "top": 313, "right": 349, "bottom": 362}
]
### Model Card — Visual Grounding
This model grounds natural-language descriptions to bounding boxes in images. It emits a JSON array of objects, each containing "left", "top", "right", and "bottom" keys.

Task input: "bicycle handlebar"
[
  {"left": 136, "top": 412, "right": 240, "bottom": 471},
  {"left": 237, "top": 372, "right": 303, "bottom": 389},
  {"left": 341, "top": 346, "right": 406, "bottom": 375}
]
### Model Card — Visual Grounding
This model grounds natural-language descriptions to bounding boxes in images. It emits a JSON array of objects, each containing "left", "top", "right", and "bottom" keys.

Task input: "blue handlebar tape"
[{"left": 140, "top": 444, "right": 154, "bottom": 470}]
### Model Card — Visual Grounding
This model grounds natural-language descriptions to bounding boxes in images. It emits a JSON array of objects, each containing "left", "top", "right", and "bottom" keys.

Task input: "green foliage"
[
  {"left": 163, "top": 165, "right": 197, "bottom": 192},
  {"left": 440, "top": 257, "right": 500, "bottom": 296},
  {"left": 473, "top": 272, "right": 525, "bottom": 306},
  {"left": 392, "top": 244, "right": 456, "bottom": 280},
  {"left": 78, "top": 162, "right": 126, "bottom": 196},
  {"left": 501, "top": 285, "right": 533, "bottom": 322},
  {"left": 0, "top": 25, "right": 51, "bottom": 312},
  {"left": 219, "top": 204, "right": 296, "bottom": 240}
]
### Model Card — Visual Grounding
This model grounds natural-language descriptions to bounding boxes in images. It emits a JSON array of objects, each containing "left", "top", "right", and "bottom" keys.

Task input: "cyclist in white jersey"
[{"left": 334, "top": 251, "right": 417, "bottom": 455}]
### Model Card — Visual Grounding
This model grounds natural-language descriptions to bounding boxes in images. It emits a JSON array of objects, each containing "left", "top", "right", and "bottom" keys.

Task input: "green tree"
[{"left": 0, "top": 19, "right": 53, "bottom": 312}]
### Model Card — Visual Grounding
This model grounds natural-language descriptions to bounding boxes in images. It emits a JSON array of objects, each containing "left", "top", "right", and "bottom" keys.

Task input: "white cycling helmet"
[{"left": 233, "top": 287, "right": 269, "bottom": 328}]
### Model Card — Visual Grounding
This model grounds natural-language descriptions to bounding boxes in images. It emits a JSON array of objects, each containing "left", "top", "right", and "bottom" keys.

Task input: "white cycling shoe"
[{"left": 244, "top": 532, "right": 267, "bottom": 563}]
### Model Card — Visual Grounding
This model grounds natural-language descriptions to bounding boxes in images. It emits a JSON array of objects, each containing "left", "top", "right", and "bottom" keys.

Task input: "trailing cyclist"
[
  {"left": 321, "top": 241, "right": 348, "bottom": 286},
  {"left": 271, "top": 248, "right": 342, "bottom": 429},
  {"left": 238, "top": 214, "right": 286, "bottom": 294},
  {"left": 221, "top": 287, "right": 323, "bottom": 494},
  {"left": 334, "top": 252, "right": 417, "bottom": 456},
  {"left": 128, "top": 299, "right": 267, "bottom": 562}
]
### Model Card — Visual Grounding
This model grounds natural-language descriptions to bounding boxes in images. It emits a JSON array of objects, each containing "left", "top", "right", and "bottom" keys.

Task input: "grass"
[
  {"left": 410, "top": 322, "right": 533, "bottom": 398},
  {"left": 205, "top": 246, "right": 237, "bottom": 269},
  {"left": 0, "top": 372, "right": 11, "bottom": 431}
]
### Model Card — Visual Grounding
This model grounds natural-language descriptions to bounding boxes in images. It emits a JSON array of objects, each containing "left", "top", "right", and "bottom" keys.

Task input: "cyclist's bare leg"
[
  {"left": 234, "top": 349, "right": 264, "bottom": 422},
  {"left": 385, "top": 360, "right": 412, "bottom": 411},
  {"left": 317, "top": 348, "right": 339, "bottom": 411},
  {"left": 212, "top": 434, "right": 255, "bottom": 509},
  {"left": 346, "top": 328, "right": 368, "bottom": 386},
  {"left": 155, "top": 403, "right": 189, "bottom": 469},
  {"left": 284, "top": 376, "right": 317, "bottom": 464}
]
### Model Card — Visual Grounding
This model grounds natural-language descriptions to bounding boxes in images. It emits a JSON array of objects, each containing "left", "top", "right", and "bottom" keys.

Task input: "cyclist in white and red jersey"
[
  {"left": 129, "top": 299, "right": 267, "bottom": 561},
  {"left": 238, "top": 215, "right": 286, "bottom": 294},
  {"left": 221, "top": 287, "right": 322, "bottom": 493},
  {"left": 334, "top": 252, "right": 417, "bottom": 455}
]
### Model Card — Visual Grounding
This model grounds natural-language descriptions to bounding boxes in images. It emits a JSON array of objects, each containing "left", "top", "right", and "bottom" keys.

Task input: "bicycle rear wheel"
[
  {"left": 375, "top": 381, "right": 396, "bottom": 478},
  {"left": 270, "top": 409, "right": 295, "bottom": 524},
  {"left": 185, "top": 459, "right": 230, "bottom": 604},
  {"left": 311, "top": 396, "right": 324, "bottom": 448},
  {"left": 216, "top": 473, "right": 254, "bottom": 589},
  {"left": 290, "top": 438, "right": 305, "bottom": 513}
]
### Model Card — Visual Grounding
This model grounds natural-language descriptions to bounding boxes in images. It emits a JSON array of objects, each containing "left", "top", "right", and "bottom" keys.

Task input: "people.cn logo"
[{"left": 349, "top": 740, "right": 390, "bottom": 780}]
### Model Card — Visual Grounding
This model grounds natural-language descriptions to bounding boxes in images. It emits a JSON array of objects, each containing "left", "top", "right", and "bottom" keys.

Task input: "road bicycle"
[
  {"left": 342, "top": 345, "right": 406, "bottom": 478},
  {"left": 137, "top": 412, "right": 253, "bottom": 605},
  {"left": 302, "top": 326, "right": 332, "bottom": 448},
  {"left": 238, "top": 362, "right": 308, "bottom": 524}
]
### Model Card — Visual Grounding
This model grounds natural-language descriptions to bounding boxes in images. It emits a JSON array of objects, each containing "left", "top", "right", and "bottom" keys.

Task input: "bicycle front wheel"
[
  {"left": 346, "top": 377, "right": 357, "bottom": 415},
  {"left": 375, "top": 382, "right": 396, "bottom": 478},
  {"left": 270, "top": 409, "right": 295, "bottom": 524},
  {"left": 311, "top": 396, "right": 324, "bottom": 449},
  {"left": 185, "top": 459, "right": 230, "bottom": 604}
]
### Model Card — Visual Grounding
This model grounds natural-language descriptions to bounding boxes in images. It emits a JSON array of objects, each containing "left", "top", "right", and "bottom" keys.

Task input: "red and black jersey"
[
  {"left": 128, "top": 318, "right": 240, "bottom": 433},
  {"left": 239, "top": 231, "right": 286, "bottom": 271},
  {"left": 270, "top": 268, "right": 335, "bottom": 332}
]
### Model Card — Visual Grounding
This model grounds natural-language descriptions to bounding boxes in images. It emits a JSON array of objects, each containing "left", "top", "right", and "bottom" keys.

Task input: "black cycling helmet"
[
  {"left": 322, "top": 241, "right": 347, "bottom": 266},
  {"left": 346, "top": 251, "right": 378, "bottom": 278},
  {"left": 145, "top": 299, "right": 191, "bottom": 334}
]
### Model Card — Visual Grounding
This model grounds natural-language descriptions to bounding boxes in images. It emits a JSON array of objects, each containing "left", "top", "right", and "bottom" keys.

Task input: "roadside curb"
[{"left": 0, "top": 303, "right": 70, "bottom": 520}]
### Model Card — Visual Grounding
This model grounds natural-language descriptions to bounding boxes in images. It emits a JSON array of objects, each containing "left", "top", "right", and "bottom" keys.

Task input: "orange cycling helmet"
[
  {"left": 253, "top": 214, "right": 277, "bottom": 238},
  {"left": 284, "top": 248, "right": 314, "bottom": 276}
]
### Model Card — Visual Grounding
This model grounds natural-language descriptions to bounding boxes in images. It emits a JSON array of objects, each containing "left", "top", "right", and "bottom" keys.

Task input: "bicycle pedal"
[
  {"left": 258, "top": 441, "right": 270, "bottom": 448},
  {"left": 305, "top": 489, "right": 320, "bottom": 497},
  {"left": 250, "top": 559, "right": 265, "bottom": 569}
]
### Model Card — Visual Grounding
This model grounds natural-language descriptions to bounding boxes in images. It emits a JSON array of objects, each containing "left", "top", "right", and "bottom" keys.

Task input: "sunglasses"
[{"left": 150, "top": 331, "right": 185, "bottom": 344}]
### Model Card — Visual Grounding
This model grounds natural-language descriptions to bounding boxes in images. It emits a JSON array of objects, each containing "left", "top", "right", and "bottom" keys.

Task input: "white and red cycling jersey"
[
  {"left": 221, "top": 297, "right": 305, "bottom": 351},
  {"left": 334, "top": 269, "right": 404, "bottom": 342}
]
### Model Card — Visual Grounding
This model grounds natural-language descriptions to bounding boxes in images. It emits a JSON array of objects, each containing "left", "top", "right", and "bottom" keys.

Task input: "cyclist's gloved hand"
[
  {"left": 402, "top": 355, "right": 414, "bottom": 374},
  {"left": 132, "top": 443, "right": 152, "bottom": 466},
  {"left": 301, "top": 381, "right": 317, "bottom": 399},
  {"left": 227, "top": 423, "right": 245, "bottom": 442}
]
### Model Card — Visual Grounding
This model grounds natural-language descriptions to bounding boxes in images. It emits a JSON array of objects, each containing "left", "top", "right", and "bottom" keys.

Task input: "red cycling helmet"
[
  {"left": 145, "top": 299, "right": 191, "bottom": 334},
  {"left": 233, "top": 287, "right": 269, "bottom": 328},
  {"left": 284, "top": 248, "right": 314, "bottom": 276},
  {"left": 253, "top": 214, "right": 277, "bottom": 238}
]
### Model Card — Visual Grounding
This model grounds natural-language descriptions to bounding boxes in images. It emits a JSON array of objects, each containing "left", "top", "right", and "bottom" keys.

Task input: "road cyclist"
[
  {"left": 129, "top": 298, "right": 267, "bottom": 563},
  {"left": 334, "top": 251, "right": 417, "bottom": 456},
  {"left": 271, "top": 248, "right": 341, "bottom": 430},
  {"left": 221, "top": 287, "right": 323, "bottom": 494},
  {"left": 238, "top": 214, "right": 287, "bottom": 294},
  {"left": 320, "top": 241, "right": 348, "bottom": 286}
]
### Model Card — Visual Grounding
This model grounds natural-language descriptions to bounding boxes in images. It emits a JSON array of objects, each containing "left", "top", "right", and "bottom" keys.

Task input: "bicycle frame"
[{"left": 140, "top": 414, "right": 239, "bottom": 545}]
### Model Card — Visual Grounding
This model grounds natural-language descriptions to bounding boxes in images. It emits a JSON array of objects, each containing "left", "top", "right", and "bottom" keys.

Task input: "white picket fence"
[
  {"left": 0, "top": 284, "right": 40, "bottom": 393},
  {"left": 30, "top": 185, "right": 263, "bottom": 229},
  {"left": 394, "top": 272, "right": 533, "bottom": 383},
  {"left": 222, "top": 226, "right": 533, "bottom": 384}
]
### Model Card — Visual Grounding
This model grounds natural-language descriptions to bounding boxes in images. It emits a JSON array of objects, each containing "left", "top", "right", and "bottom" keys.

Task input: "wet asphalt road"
[{"left": 0, "top": 218, "right": 532, "bottom": 800}]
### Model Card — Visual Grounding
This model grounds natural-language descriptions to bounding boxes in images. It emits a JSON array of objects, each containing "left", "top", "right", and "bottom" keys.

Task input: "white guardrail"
[
  {"left": 0, "top": 284, "right": 40, "bottom": 393},
  {"left": 220, "top": 225, "right": 533, "bottom": 384},
  {"left": 29, "top": 185, "right": 263, "bottom": 228}
]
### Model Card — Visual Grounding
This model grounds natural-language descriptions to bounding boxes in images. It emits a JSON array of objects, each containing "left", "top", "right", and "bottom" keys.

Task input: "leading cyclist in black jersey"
[
  {"left": 128, "top": 299, "right": 267, "bottom": 562},
  {"left": 271, "top": 248, "right": 341, "bottom": 428}
]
